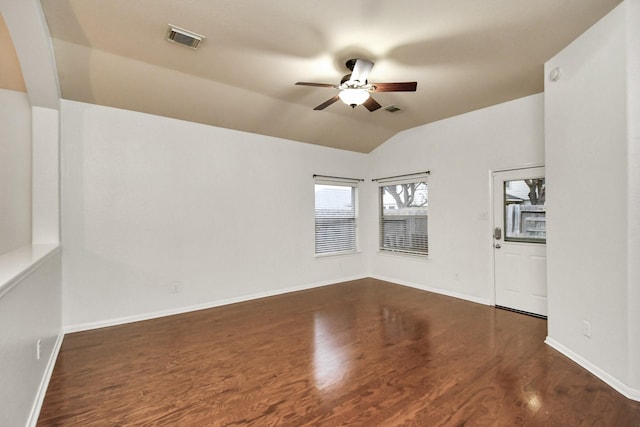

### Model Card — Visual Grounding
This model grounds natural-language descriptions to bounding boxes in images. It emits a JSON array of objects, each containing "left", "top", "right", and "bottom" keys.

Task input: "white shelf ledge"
[{"left": 0, "top": 243, "right": 60, "bottom": 299}]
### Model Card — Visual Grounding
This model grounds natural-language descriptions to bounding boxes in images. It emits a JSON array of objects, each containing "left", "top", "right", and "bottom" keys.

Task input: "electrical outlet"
[
  {"left": 36, "top": 339, "right": 42, "bottom": 360},
  {"left": 583, "top": 320, "right": 592, "bottom": 338},
  {"left": 171, "top": 281, "right": 182, "bottom": 294}
]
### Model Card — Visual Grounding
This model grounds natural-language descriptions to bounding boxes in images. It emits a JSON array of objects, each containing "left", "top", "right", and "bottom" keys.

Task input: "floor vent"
[
  {"left": 167, "top": 25, "right": 204, "bottom": 49},
  {"left": 384, "top": 104, "right": 402, "bottom": 113}
]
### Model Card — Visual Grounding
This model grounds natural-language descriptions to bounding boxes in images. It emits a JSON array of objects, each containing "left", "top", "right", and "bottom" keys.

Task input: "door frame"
[{"left": 488, "top": 164, "right": 545, "bottom": 308}]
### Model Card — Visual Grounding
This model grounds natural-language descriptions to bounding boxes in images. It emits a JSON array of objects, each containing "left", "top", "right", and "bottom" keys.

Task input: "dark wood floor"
[{"left": 38, "top": 278, "right": 640, "bottom": 426}]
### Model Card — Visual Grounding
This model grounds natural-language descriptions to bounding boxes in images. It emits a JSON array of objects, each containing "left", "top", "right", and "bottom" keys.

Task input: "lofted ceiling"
[
  {"left": 0, "top": 13, "right": 26, "bottom": 93},
  {"left": 3, "top": 1, "right": 623, "bottom": 153}
]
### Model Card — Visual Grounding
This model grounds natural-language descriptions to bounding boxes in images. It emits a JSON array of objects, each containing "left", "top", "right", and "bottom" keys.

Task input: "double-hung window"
[
  {"left": 378, "top": 174, "right": 429, "bottom": 256},
  {"left": 314, "top": 176, "right": 360, "bottom": 255}
]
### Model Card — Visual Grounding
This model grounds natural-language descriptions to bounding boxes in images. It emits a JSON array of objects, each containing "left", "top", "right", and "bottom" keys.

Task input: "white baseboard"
[
  {"left": 545, "top": 337, "right": 640, "bottom": 402},
  {"left": 27, "top": 331, "right": 65, "bottom": 427},
  {"left": 64, "top": 275, "right": 368, "bottom": 333},
  {"left": 370, "top": 274, "right": 491, "bottom": 306}
]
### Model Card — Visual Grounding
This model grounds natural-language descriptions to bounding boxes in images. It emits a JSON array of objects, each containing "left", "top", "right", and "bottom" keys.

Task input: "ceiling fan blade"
[
  {"left": 314, "top": 95, "right": 340, "bottom": 110},
  {"left": 350, "top": 59, "right": 374, "bottom": 84},
  {"left": 372, "top": 82, "right": 417, "bottom": 92},
  {"left": 363, "top": 97, "right": 382, "bottom": 112},
  {"left": 295, "top": 82, "right": 337, "bottom": 88}
]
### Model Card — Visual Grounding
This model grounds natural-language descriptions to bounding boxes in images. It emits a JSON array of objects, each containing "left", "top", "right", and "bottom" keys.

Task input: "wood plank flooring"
[{"left": 38, "top": 278, "right": 640, "bottom": 426}]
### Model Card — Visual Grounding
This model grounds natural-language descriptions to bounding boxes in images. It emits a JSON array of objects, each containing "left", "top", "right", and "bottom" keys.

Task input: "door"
[{"left": 493, "top": 167, "right": 547, "bottom": 317}]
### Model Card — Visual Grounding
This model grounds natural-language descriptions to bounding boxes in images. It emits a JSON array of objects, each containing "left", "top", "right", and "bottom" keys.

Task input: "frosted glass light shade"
[{"left": 338, "top": 89, "right": 370, "bottom": 107}]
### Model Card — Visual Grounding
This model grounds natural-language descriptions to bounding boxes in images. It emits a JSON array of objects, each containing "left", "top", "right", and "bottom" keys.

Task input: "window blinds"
[{"left": 314, "top": 176, "right": 360, "bottom": 255}]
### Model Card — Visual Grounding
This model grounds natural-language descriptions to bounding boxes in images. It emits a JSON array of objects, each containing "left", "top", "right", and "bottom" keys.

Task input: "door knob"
[{"left": 495, "top": 244, "right": 501, "bottom": 249}]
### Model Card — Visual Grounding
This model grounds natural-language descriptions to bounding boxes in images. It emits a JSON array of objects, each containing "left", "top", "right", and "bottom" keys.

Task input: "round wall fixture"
[{"left": 549, "top": 67, "right": 562, "bottom": 82}]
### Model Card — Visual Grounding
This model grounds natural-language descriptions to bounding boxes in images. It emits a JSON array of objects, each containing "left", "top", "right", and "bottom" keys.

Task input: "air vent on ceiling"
[
  {"left": 384, "top": 105, "right": 402, "bottom": 113},
  {"left": 167, "top": 25, "right": 204, "bottom": 49}
]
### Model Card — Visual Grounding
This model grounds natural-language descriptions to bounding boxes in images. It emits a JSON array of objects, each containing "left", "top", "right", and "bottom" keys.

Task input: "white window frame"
[
  {"left": 378, "top": 174, "right": 429, "bottom": 257},
  {"left": 314, "top": 176, "right": 360, "bottom": 256}
]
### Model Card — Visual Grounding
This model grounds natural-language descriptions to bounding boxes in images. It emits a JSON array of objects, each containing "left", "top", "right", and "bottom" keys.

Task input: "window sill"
[
  {"left": 377, "top": 250, "right": 429, "bottom": 261},
  {"left": 315, "top": 250, "right": 362, "bottom": 259},
  {"left": 0, "top": 243, "right": 61, "bottom": 299}
]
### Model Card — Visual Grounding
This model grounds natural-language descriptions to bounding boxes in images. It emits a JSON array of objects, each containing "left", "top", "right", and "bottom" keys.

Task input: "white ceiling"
[{"left": 4, "top": 1, "right": 623, "bottom": 152}]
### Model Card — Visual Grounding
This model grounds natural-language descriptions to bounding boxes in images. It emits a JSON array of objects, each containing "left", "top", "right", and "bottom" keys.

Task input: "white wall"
[
  {"left": 32, "top": 107, "right": 60, "bottom": 244},
  {"left": 545, "top": 0, "right": 640, "bottom": 398},
  {"left": 60, "top": 94, "right": 547, "bottom": 329},
  {"left": 61, "top": 100, "right": 369, "bottom": 329},
  {"left": 0, "top": 249, "right": 62, "bottom": 427},
  {"left": 626, "top": 0, "right": 640, "bottom": 391},
  {"left": 0, "top": 89, "right": 32, "bottom": 254},
  {"left": 365, "top": 94, "right": 544, "bottom": 304}
]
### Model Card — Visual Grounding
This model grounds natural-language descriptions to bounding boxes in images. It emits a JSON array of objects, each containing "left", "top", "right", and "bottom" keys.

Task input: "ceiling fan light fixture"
[
  {"left": 338, "top": 88, "right": 370, "bottom": 108},
  {"left": 296, "top": 58, "right": 416, "bottom": 112}
]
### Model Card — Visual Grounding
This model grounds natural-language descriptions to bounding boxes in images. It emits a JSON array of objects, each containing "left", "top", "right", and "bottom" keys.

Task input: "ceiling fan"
[{"left": 295, "top": 58, "right": 417, "bottom": 112}]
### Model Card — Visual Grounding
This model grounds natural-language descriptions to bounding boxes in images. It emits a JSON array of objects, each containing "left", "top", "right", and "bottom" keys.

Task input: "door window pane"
[{"left": 504, "top": 178, "right": 546, "bottom": 243}]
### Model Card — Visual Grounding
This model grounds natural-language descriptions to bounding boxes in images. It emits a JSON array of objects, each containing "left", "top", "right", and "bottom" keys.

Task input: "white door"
[{"left": 493, "top": 167, "right": 547, "bottom": 317}]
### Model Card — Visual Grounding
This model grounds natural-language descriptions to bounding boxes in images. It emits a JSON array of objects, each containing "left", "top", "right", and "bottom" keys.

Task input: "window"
[
  {"left": 379, "top": 179, "right": 428, "bottom": 256},
  {"left": 314, "top": 180, "right": 358, "bottom": 255}
]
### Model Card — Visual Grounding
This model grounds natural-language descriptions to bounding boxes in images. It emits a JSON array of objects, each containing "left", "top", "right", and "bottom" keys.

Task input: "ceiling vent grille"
[
  {"left": 167, "top": 25, "right": 204, "bottom": 49},
  {"left": 384, "top": 105, "right": 402, "bottom": 113}
]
